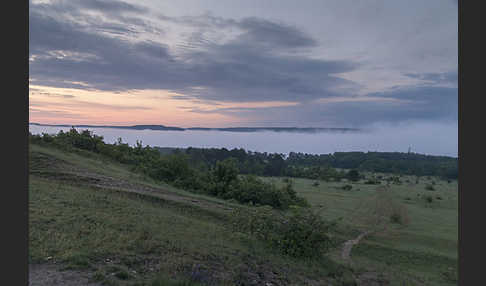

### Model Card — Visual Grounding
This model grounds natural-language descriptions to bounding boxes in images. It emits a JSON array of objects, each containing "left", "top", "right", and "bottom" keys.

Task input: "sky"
[{"left": 29, "top": 0, "right": 458, "bottom": 128}]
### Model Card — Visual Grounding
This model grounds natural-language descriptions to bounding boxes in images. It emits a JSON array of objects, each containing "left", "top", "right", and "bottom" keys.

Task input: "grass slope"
[
  {"left": 29, "top": 143, "right": 457, "bottom": 285},
  {"left": 262, "top": 175, "right": 458, "bottom": 285},
  {"left": 29, "top": 144, "right": 352, "bottom": 285}
]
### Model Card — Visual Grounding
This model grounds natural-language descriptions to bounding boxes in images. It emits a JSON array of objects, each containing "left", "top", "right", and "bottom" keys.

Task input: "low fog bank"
[{"left": 29, "top": 120, "right": 457, "bottom": 158}]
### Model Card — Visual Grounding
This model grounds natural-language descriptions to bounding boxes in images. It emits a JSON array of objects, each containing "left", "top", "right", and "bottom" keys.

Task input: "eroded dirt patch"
[
  {"left": 29, "top": 264, "right": 102, "bottom": 286},
  {"left": 341, "top": 230, "right": 373, "bottom": 261}
]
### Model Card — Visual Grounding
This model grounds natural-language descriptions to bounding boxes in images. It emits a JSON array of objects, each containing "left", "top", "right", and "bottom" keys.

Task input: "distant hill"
[
  {"left": 29, "top": 122, "right": 359, "bottom": 133},
  {"left": 29, "top": 123, "right": 184, "bottom": 131},
  {"left": 187, "top": 127, "right": 359, "bottom": 133}
]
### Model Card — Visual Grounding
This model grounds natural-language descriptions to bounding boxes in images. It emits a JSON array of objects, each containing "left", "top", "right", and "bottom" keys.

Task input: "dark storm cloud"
[
  {"left": 29, "top": 0, "right": 148, "bottom": 15},
  {"left": 237, "top": 17, "right": 317, "bottom": 49},
  {"left": 188, "top": 86, "right": 457, "bottom": 126},
  {"left": 29, "top": 4, "right": 359, "bottom": 102},
  {"left": 158, "top": 12, "right": 237, "bottom": 28},
  {"left": 321, "top": 87, "right": 457, "bottom": 125},
  {"left": 173, "top": 41, "right": 359, "bottom": 102},
  {"left": 29, "top": 0, "right": 457, "bottom": 126},
  {"left": 29, "top": 11, "right": 180, "bottom": 91},
  {"left": 71, "top": 0, "right": 148, "bottom": 14},
  {"left": 29, "top": 0, "right": 162, "bottom": 37}
]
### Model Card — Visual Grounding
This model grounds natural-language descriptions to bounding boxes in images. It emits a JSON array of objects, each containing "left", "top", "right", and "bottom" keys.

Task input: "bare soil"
[{"left": 29, "top": 264, "right": 102, "bottom": 286}]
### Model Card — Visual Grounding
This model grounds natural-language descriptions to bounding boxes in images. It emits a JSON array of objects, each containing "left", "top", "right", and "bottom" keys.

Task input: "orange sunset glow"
[{"left": 29, "top": 84, "right": 300, "bottom": 127}]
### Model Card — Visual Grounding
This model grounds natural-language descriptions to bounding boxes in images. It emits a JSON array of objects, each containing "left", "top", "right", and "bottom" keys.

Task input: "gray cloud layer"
[{"left": 29, "top": 0, "right": 457, "bottom": 126}]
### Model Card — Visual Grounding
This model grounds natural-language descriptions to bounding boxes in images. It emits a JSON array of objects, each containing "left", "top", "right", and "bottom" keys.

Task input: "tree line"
[{"left": 161, "top": 146, "right": 458, "bottom": 180}]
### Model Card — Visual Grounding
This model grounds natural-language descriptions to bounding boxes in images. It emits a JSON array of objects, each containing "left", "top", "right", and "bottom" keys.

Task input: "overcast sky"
[{"left": 29, "top": 0, "right": 457, "bottom": 128}]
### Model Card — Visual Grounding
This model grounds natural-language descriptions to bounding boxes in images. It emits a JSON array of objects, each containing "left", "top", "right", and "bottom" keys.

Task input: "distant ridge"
[
  {"left": 29, "top": 123, "right": 360, "bottom": 133},
  {"left": 187, "top": 127, "right": 360, "bottom": 133},
  {"left": 29, "top": 123, "right": 184, "bottom": 131}
]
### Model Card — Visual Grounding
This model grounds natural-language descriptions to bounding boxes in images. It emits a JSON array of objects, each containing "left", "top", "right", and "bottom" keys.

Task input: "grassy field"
[
  {"left": 28, "top": 143, "right": 458, "bottom": 285},
  {"left": 262, "top": 175, "right": 458, "bottom": 285},
  {"left": 29, "top": 144, "right": 357, "bottom": 285}
]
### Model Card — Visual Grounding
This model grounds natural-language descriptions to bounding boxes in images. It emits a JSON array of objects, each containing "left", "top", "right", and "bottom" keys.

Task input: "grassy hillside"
[
  {"left": 29, "top": 143, "right": 457, "bottom": 285},
  {"left": 262, "top": 175, "right": 458, "bottom": 285}
]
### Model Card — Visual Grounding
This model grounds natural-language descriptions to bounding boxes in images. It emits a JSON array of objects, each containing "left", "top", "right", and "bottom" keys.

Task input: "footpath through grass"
[
  {"left": 29, "top": 144, "right": 358, "bottom": 285},
  {"left": 263, "top": 175, "right": 458, "bottom": 285},
  {"left": 29, "top": 143, "right": 457, "bottom": 285}
]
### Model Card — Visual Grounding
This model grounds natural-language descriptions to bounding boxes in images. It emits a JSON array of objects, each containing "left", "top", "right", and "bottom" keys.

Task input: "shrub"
[
  {"left": 313, "top": 181, "right": 320, "bottom": 187},
  {"left": 425, "top": 195, "right": 434, "bottom": 203},
  {"left": 386, "top": 176, "right": 402, "bottom": 185},
  {"left": 91, "top": 271, "right": 105, "bottom": 282},
  {"left": 341, "top": 184, "right": 353, "bottom": 191},
  {"left": 425, "top": 184, "right": 435, "bottom": 191},
  {"left": 364, "top": 179, "right": 381, "bottom": 185},
  {"left": 389, "top": 204, "right": 410, "bottom": 225},
  {"left": 346, "top": 169, "right": 361, "bottom": 182},
  {"left": 202, "top": 174, "right": 307, "bottom": 209},
  {"left": 232, "top": 206, "right": 335, "bottom": 258},
  {"left": 115, "top": 270, "right": 132, "bottom": 280},
  {"left": 368, "top": 189, "right": 411, "bottom": 227},
  {"left": 213, "top": 158, "right": 239, "bottom": 185},
  {"left": 442, "top": 267, "right": 458, "bottom": 283}
]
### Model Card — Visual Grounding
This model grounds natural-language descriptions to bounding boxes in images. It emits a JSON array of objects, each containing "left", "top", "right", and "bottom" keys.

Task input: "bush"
[
  {"left": 369, "top": 189, "right": 411, "bottom": 227},
  {"left": 442, "top": 267, "right": 458, "bottom": 283},
  {"left": 114, "top": 270, "right": 132, "bottom": 280},
  {"left": 346, "top": 169, "right": 361, "bottom": 182},
  {"left": 364, "top": 179, "right": 381, "bottom": 185},
  {"left": 389, "top": 204, "right": 410, "bottom": 225},
  {"left": 341, "top": 184, "right": 353, "bottom": 191},
  {"left": 231, "top": 206, "right": 335, "bottom": 258},
  {"left": 425, "top": 184, "right": 435, "bottom": 191},
  {"left": 386, "top": 176, "right": 402, "bottom": 185},
  {"left": 313, "top": 181, "right": 320, "bottom": 187},
  {"left": 221, "top": 175, "right": 307, "bottom": 209}
]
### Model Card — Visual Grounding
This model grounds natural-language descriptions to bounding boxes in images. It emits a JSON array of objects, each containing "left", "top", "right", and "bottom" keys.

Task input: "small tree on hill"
[{"left": 346, "top": 169, "right": 360, "bottom": 182}]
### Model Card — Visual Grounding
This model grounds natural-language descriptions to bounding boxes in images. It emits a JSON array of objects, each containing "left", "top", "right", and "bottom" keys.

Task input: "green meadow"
[
  {"left": 29, "top": 143, "right": 457, "bottom": 285},
  {"left": 262, "top": 175, "right": 458, "bottom": 285}
]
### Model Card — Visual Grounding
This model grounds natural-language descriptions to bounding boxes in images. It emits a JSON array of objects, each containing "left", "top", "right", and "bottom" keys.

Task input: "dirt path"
[
  {"left": 33, "top": 169, "right": 234, "bottom": 214},
  {"left": 341, "top": 230, "right": 373, "bottom": 261},
  {"left": 30, "top": 151, "right": 235, "bottom": 214}
]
